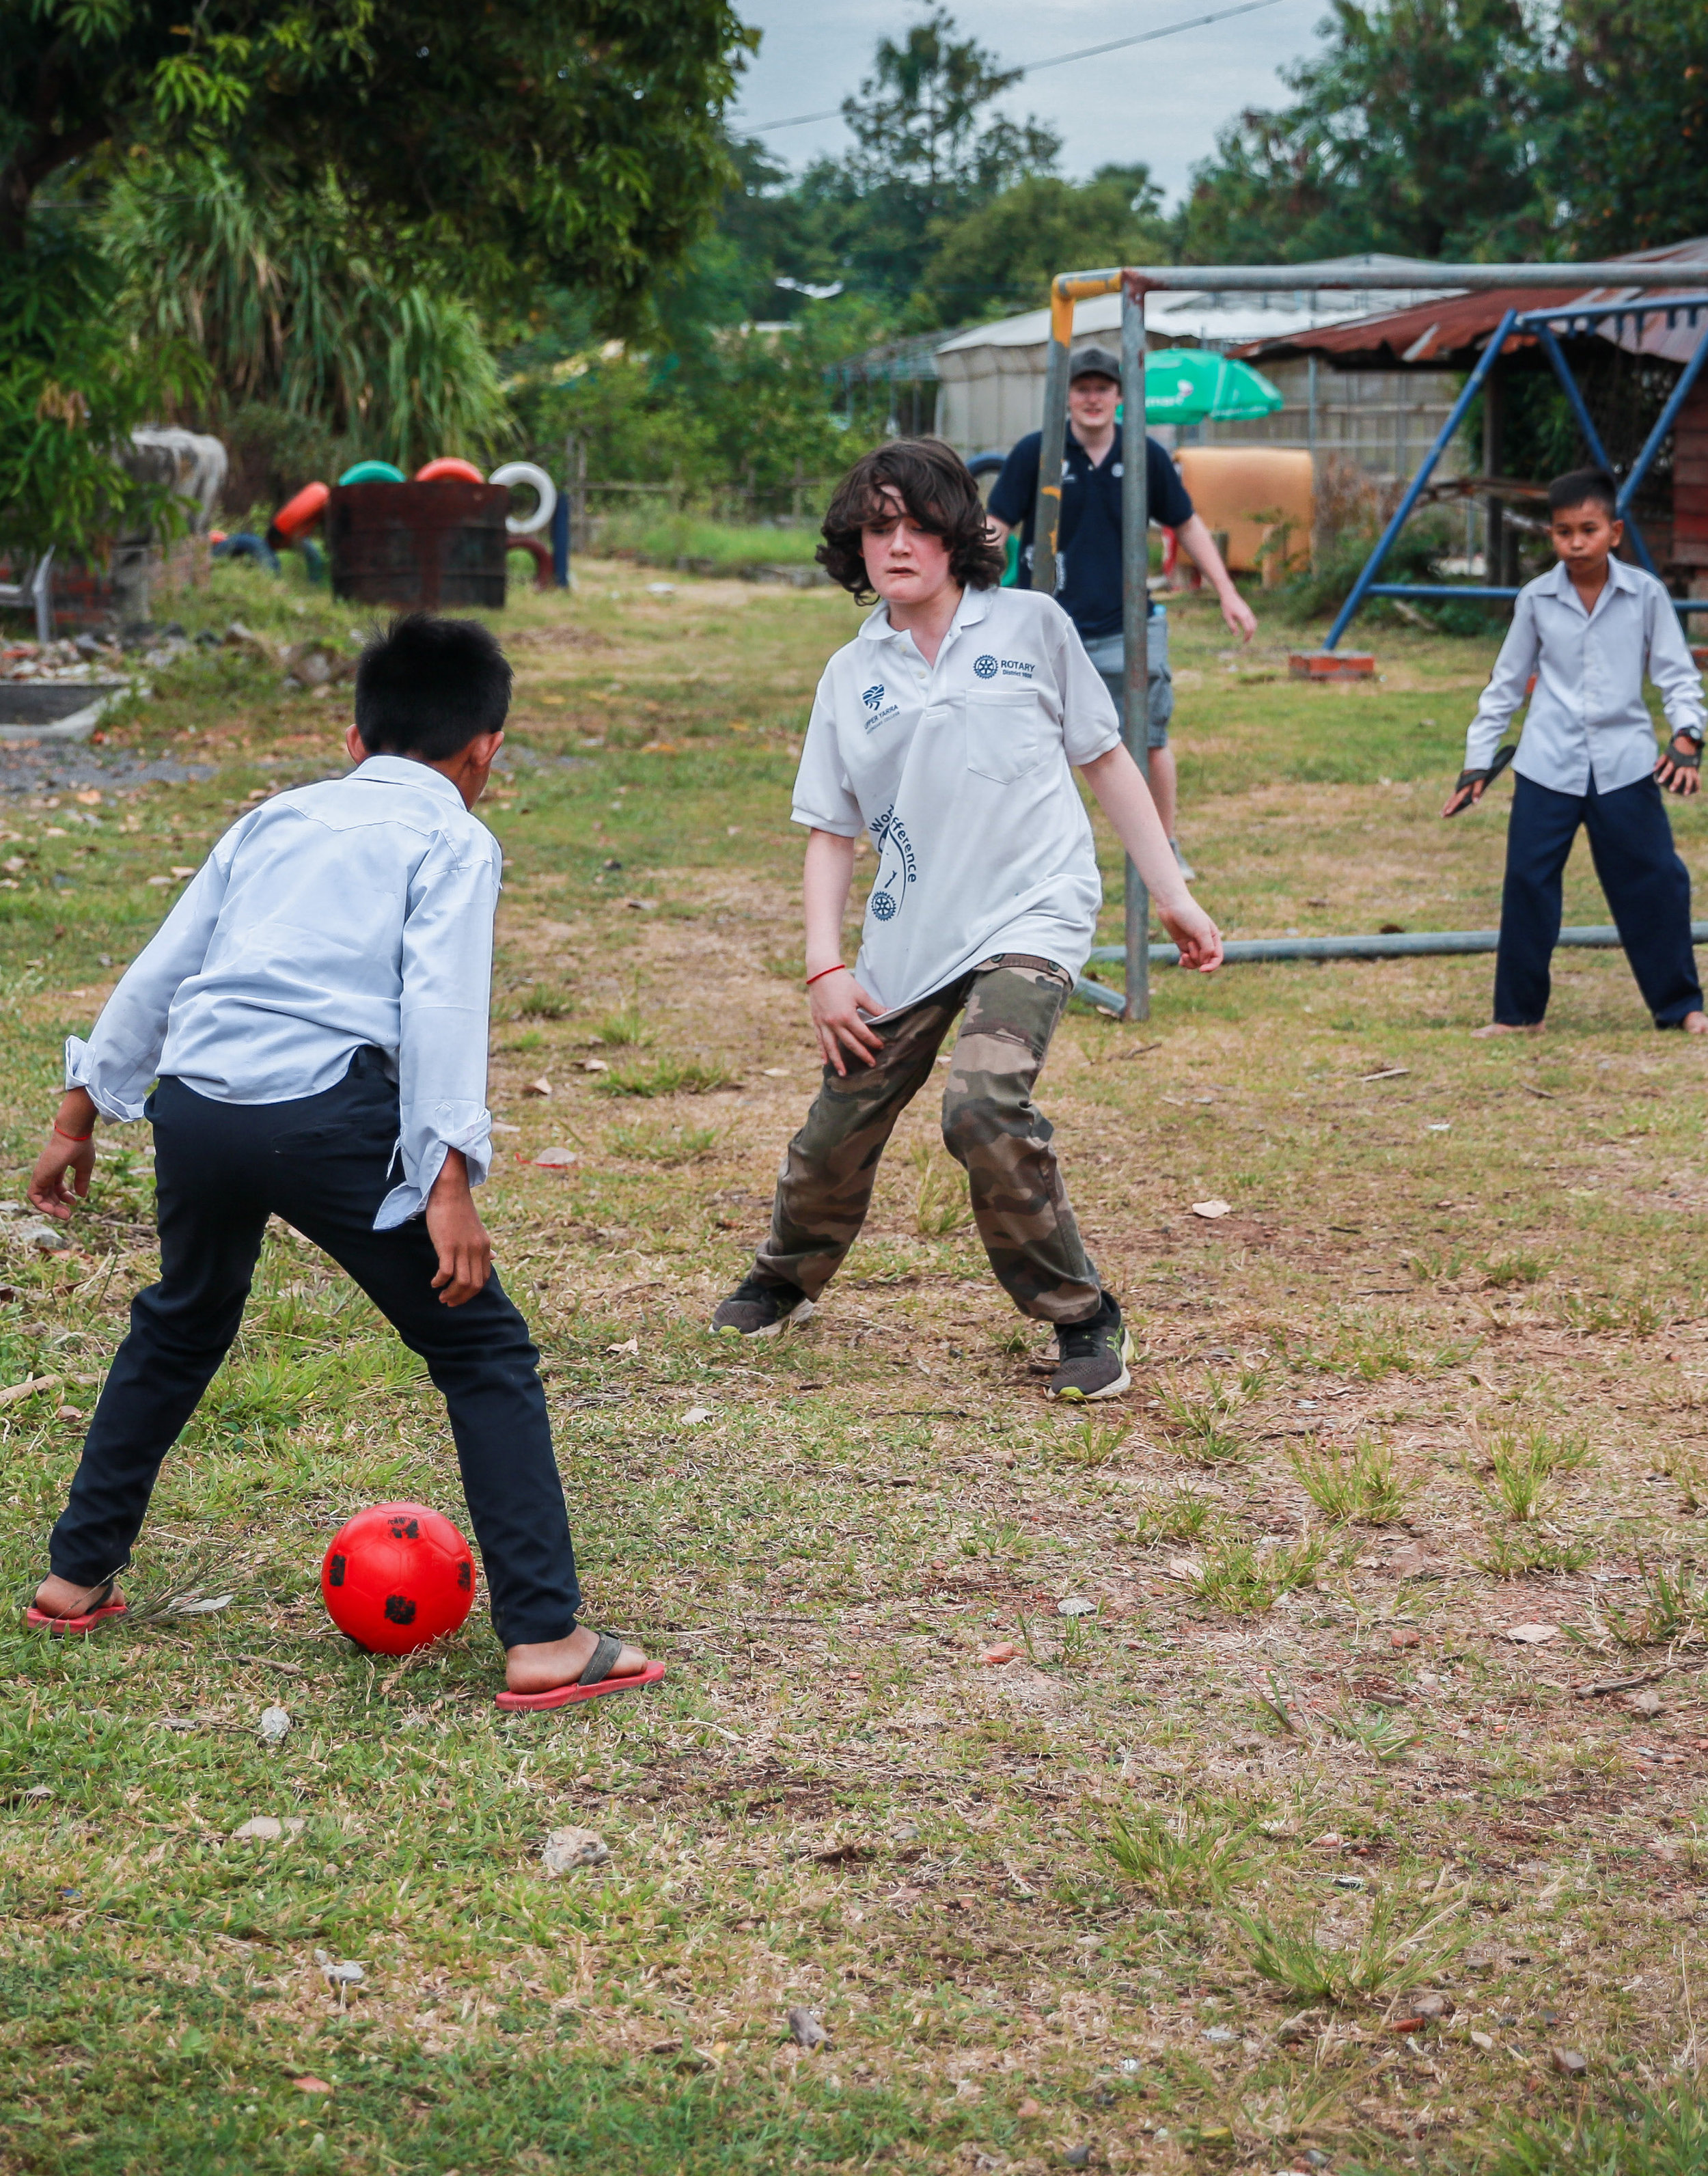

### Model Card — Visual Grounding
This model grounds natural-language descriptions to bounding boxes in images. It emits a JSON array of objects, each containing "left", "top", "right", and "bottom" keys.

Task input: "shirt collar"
[
  {"left": 1545, "top": 555, "right": 1640, "bottom": 614},
  {"left": 1065, "top": 426, "right": 1115, "bottom": 471},
  {"left": 952, "top": 586, "right": 993, "bottom": 633},
  {"left": 349, "top": 753, "right": 467, "bottom": 806},
  {"left": 858, "top": 584, "right": 994, "bottom": 645}
]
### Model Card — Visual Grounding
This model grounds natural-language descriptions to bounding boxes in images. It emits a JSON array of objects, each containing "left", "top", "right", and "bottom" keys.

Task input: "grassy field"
[
  {"left": 590, "top": 508, "right": 822, "bottom": 573},
  {"left": 3, "top": 553, "right": 1708, "bottom": 2176}
]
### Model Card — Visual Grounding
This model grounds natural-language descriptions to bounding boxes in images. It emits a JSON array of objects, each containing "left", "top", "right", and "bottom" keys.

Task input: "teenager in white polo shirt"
[{"left": 711, "top": 439, "right": 1223, "bottom": 1401}]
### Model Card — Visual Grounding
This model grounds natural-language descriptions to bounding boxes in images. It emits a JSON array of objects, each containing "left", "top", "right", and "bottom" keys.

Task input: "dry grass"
[{"left": 1, "top": 559, "right": 1707, "bottom": 2169}]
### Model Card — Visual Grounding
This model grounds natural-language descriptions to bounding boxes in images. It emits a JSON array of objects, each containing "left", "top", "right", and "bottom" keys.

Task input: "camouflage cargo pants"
[{"left": 754, "top": 955, "right": 1102, "bottom": 1323}]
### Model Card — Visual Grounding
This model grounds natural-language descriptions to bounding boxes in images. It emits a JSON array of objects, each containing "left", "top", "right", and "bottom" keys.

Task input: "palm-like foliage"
[
  {"left": 0, "top": 230, "right": 206, "bottom": 556},
  {"left": 102, "top": 155, "right": 512, "bottom": 477}
]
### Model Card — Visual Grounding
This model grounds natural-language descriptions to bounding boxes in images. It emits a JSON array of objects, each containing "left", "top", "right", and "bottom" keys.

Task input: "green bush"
[
  {"left": 508, "top": 298, "right": 888, "bottom": 514},
  {"left": 1275, "top": 512, "right": 1510, "bottom": 635},
  {"left": 0, "top": 232, "right": 203, "bottom": 558},
  {"left": 1274, "top": 521, "right": 1440, "bottom": 623}
]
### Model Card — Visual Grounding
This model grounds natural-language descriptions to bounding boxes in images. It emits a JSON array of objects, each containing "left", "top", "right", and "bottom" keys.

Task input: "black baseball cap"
[{"left": 1069, "top": 345, "right": 1122, "bottom": 385}]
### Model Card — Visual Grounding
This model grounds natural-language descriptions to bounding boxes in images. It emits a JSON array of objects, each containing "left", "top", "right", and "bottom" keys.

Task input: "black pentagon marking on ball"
[
  {"left": 389, "top": 1516, "right": 420, "bottom": 1539},
  {"left": 457, "top": 1561, "right": 472, "bottom": 1589},
  {"left": 383, "top": 1595, "right": 418, "bottom": 1625},
  {"left": 327, "top": 1554, "right": 346, "bottom": 1588}
]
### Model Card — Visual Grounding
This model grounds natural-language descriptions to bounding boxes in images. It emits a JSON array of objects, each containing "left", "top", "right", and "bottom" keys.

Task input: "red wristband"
[
  {"left": 805, "top": 964, "right": 846, "bottom": 988},
  {"left": 53, "top": 1125, "right": 92, "bottom": 1144}
]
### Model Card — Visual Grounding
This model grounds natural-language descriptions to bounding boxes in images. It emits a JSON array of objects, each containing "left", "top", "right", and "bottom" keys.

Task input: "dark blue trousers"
[
  {"left": 1494, "top": 771, "right": 1702, "bottom": 1028},
  {"left": 49, "top": 1051, "right": 581, "bottom": 1647}
]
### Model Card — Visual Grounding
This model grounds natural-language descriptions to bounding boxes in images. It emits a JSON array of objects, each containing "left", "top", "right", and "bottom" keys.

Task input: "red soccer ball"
[{"left": 320, "top": 1502, "right": 476, "bottom": 1655}]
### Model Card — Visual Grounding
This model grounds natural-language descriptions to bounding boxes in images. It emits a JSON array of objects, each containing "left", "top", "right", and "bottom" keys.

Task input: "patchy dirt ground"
[{"left": 1, "top": 560, "right": 1705, "bottom": 2175}]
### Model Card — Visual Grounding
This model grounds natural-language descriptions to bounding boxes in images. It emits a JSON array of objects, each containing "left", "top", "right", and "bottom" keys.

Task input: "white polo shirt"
[{"left": 790, "top": 584, "right": 1122, "bottom": 1016}]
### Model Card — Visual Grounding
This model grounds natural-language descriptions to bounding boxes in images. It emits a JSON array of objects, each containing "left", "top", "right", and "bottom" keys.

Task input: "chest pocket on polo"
[{"left": 963, "top": 691, "right": 1053, "bottom": 785}]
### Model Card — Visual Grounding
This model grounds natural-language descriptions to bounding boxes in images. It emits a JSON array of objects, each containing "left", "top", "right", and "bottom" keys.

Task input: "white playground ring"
[{"left": 488, "top": 461, "right": 557, "bottom": 536}]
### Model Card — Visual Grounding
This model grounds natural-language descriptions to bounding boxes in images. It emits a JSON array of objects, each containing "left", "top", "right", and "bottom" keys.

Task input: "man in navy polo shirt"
[{"left": 987, "top": 344, "right": 1257, "bottom": 878}]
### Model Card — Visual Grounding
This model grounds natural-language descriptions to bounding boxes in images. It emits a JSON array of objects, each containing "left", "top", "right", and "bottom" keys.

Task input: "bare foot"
[
  {"left": 504, "top": 1625, "right": 649, "bottom": 1696},
  {"left": 1685, "top": 1011, "right": 1708, "bottom": 1035},
  {"left": 32, "top": 1573, "right": 121, "bottom": 1619},
  {"left": 1470, "top": 1021, "right": 1543, "bottom": 1038}
]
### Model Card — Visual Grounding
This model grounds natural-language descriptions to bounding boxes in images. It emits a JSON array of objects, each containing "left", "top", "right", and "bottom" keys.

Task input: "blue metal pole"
[
  {"left": 1530, "top": 323, "right": 1659, "bottom": 577},
  {"left": 1323, "top": 307, "right": 1518, "bottom": 650},
  {"left": 1531, "top": 325, "right": 1616, "bottom": 469},
  {"left": 1366, "top": 584, "right": 1521, "bottom": 601},
  {"left": 551, "top": 485, "right": 570, "bottom": 589}
]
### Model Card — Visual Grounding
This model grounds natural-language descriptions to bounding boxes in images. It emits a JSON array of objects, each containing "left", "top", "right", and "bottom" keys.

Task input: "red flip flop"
[
  {"left": 25, "top": 1582, "right": 127, "bottom": 1638},
  {"left": 495, "top": 1631, "right": 666, "bottom": 1712}
]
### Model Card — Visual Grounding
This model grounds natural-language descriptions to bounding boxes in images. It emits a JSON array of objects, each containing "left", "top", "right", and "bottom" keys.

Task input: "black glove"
[{"left": 1444, "top": 743, "right": 1515, "bottom": 816}]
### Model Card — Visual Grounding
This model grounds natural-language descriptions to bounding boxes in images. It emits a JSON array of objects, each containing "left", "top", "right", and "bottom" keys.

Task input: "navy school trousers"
[
  {"left": 49, "top": 1049, "right": 581, "bottom": 1647},
  {"left": 1493, "top": 770, "right": 1703, "bottom": 1029}
]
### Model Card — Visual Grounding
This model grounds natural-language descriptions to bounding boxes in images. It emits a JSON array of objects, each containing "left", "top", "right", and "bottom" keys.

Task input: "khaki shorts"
[{"left": 1083, "top": 616, "right": 1172, "bottom": 749}]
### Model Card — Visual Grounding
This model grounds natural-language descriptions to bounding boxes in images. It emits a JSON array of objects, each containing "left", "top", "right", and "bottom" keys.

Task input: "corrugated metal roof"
[
  {"left": 1234, "top": 238, "right": 1708, "bottom": 368},
  {"left": 933, "top": 256, "right": 1463, "bottom": 360}
]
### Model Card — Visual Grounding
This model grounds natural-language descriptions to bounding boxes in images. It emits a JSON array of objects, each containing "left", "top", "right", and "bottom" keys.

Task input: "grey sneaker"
[
  {"left": 710, "top": 1274, "right": 814, "bottom": 1337},
  {"left": 1047, "top": 1292, "right": 1133, "bottom": 1402},
  {"left": 1170, "top": 838, "right": 1196, "bottom": 881}
]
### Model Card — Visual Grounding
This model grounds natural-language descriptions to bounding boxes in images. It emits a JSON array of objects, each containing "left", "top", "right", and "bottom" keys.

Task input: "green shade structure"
[{"left": 1141, "top": 348, "right": 1284, "bottom": 424}]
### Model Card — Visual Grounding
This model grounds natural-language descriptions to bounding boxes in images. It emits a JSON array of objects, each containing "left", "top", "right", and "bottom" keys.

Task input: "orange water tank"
[{"left": 1175, "top": 447, "right": 1314, "bottom": 580}]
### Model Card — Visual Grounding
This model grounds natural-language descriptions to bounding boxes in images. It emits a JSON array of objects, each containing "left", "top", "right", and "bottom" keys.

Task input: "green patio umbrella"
[{"left": 1138, "top": 348, "right": 1284, "bottom": 424}]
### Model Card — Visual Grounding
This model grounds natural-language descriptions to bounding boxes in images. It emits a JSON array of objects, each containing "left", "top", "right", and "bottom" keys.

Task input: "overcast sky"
[{"left": 728, "top": 0, "right": 1329, "bottom": 204}]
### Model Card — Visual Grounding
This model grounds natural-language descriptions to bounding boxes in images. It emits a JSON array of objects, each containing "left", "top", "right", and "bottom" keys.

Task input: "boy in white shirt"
[
  {"left": 1446, "top": 467, "right": 1706, "bottom": 1036},
  {"left": 24, "top": 614, "right": 660, "bottom": 1712},
  {"left": 711, "top": 439, "right": 1223, "bottom": 1401}
]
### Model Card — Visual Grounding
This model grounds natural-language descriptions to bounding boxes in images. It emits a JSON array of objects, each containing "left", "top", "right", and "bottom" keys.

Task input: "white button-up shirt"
[
  {"left": 790, "top": 585, "right": 1122, "bottom": 1015},
  {"left": 66, "top": 755, "right": 498, "bottom": 1228},
  {"left": 1465, "top": 556, "right": 1705, "bottom": 795}
]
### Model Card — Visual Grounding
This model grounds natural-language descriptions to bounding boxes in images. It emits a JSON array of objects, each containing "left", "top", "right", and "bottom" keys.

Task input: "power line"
[
  {"left": 739, "top": 0, "right": 1287, "bottom": 134},
  {"left": 1016, "top": 0, "right": 1288, "bottom": 75}
]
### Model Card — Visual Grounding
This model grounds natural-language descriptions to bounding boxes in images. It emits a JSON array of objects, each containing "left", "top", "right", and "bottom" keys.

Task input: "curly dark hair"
[{"left": 817, "top": 437, "right": 1006, "bottom": 601}]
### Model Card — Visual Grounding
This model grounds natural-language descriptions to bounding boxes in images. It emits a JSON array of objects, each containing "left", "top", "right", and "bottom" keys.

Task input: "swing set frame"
[{"left": 1038, "top": 260, "right": 1708, "bottom": 1020}]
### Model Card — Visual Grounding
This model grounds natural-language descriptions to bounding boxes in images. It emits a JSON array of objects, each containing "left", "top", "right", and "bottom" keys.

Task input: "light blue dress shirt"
[
  {"left": 1465, "top": 557, "right": 1706, "bottom": 796},
  {"left": 66, "top": 755, "right": 499, "bottom": 1229}
]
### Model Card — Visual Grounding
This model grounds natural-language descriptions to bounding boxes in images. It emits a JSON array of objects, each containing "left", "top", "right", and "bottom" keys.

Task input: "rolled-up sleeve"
[
  {"left": 65, "top": 857, "right": 230, "bottom": 1120},
  {"left": 375, "top": 832, "right": 500, "bottom": 1230},
  {"left": 1647, "top": 587, "right": 1707, "bottom": 741},
  {"left": 1056, "top": 608, "right": 1122, "bottom": 764},
  {"left": 1465, "top": 590, "right": 1540, "bottom": 771}
]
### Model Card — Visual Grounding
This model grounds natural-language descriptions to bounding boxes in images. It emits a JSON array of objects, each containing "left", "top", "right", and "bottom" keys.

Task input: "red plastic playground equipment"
[{"left": 262, "top": 461, "right": 561, "bottom": 598}]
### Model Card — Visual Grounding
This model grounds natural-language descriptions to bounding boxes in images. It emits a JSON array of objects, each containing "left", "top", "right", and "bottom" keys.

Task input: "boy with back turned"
[
  {"left": 1446, "top": 466, "right": 1707, "bottom": 1035},
  {"left": 25, "top": 614, "right": 660, "bottom": 1712}
]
